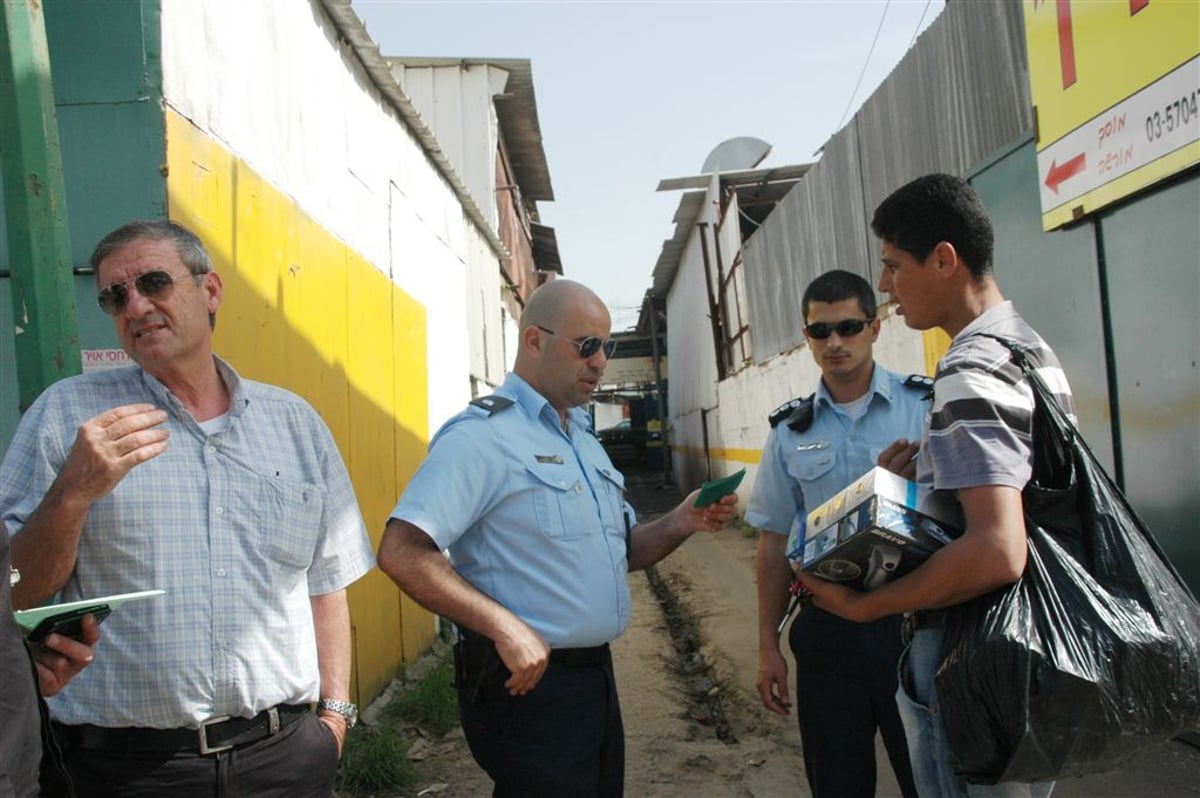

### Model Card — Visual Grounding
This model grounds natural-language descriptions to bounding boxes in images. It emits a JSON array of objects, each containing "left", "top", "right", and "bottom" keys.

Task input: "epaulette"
[
  {"left": 468, "top": 395, "right": 514, "bottom": 416},
  {"left": 768, "top": 394, "right": 815, "bottom": 433},
  {"left": 903, "top": 374, "right": 935, "bottom": 400}
]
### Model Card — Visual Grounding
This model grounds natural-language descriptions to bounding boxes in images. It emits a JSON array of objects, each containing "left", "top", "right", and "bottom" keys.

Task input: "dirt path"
[
  {"left": 620, "top": 525, "right": 908, "bottom": 797},
  {"left": 399, "top": 469, "right": 1200, "bottom": 797},
  {"left": 396, "top": 534, "right": 807, "bottom": 798}
]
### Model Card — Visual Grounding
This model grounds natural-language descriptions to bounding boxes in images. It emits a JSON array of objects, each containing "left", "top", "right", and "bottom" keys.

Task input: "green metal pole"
[{"left": 0, "top": 0, "right": 80, "bottom": 411}]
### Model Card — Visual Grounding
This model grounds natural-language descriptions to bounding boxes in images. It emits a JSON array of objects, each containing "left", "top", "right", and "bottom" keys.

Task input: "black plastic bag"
[{"left": 934, "top": 337, "right": 1200, "bottom": 784}]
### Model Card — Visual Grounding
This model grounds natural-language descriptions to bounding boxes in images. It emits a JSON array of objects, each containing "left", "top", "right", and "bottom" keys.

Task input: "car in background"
[{"left": 596, "top": 419, "right": 647, "bottom": 464}]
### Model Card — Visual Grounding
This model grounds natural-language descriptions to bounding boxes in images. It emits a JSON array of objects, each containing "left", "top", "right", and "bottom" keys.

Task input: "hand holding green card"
[{"left": 693, "top": 468, "right": 746, "bottom": 508}]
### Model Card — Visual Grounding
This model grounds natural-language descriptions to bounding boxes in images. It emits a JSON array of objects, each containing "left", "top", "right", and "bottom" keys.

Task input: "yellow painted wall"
[
  {"left": 922, "top": 327, "right": 951, "bottom": 377},
  {"left": 164, "top": 109, "right": 436, "bottom": 705}
]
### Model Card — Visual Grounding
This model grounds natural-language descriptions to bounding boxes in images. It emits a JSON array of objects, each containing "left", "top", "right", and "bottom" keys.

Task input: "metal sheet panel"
[
  {"left": 970, "top": 139, "right": 1114, "bottom": 469},
  {"left": 389, "top": 57, "right": 553, "bottom": 202},
  {"left": 1, "top": 0, "right": 166, "bottom": 450},
  {"left": 741, "top": 181, "right": 809, "bottom": 359},
  {"left": 742, "top": 0, "right": 1032, "bottom": 364},
  {"left": 1098, "top": 173, "right": 1200, "bottom": 590},
  {"left": 46, "top": 0, "right": 160, "bottom": 105},
  {"left": 741, "top": 124, "right": 872, "bottom": 361}
]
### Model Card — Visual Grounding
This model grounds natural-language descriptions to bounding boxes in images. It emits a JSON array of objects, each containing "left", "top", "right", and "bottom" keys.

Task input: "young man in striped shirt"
[{"left": 799, "top": 173, "right": 1074, "bottom": 797}]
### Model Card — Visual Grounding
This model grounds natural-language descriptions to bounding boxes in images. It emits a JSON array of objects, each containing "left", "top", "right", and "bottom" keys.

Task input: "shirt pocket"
[
  {"left": 784, "top": 447, "right": 838, "bottom": 484},
  {"left": 253, "top": 475, "right": 326, "bottom": 569},
  {"left": 595, "top": 467, "right": 628, "bottom": 534},
  {"left": 525, "top": 462, "right": 592, "bottom": 541}
]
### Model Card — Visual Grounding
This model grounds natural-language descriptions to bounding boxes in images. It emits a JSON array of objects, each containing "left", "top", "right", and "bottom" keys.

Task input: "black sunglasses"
[
  {"left": 536, "top": 325, "right": 617, "bottom": 359},
  {"left": 96, "top": 270, "right": 196, "bottom": 316},
  {"left": 804, "top": 318, "right": 875, "bottom": 340}
]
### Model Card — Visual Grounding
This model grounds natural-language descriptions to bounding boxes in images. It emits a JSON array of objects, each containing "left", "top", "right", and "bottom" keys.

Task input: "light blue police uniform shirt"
[
  {"left": 0, "top": 358, "right": 375, "bottom": 728},
  {"left": 390, "top": 373, "right": 636, "bottom": 649},
  {"left": 745, "top": 365, "right": 931, "bottom": 553}
]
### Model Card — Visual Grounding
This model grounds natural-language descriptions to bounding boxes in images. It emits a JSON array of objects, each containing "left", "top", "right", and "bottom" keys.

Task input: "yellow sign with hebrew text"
[{"left": 1024, "top": 0, "right": 1199, "bottom": 230}]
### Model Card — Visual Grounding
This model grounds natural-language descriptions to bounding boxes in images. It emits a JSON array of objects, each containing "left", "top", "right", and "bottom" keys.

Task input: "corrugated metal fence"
[{"left": 743, "top": 1, "right": 1031, "bottom": 363}]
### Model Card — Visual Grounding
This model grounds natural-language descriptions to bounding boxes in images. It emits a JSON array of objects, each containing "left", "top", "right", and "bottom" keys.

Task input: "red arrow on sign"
[{"left": 1044, "top": 153, "right": 1087, "bottom": 194}]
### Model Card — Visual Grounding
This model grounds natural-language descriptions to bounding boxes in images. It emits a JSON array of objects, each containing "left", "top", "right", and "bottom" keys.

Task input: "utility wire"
[
  {"left": 907, "top": 0, "right": 936, "bottom": 52},
  {"left": 834, "top": 0, "right": 891, "bottom": 133}
]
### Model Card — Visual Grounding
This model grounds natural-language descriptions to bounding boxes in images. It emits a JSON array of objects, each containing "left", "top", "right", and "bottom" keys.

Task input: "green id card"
[{"left": 693, "top": 468, "right": 746, "bottom": 508}]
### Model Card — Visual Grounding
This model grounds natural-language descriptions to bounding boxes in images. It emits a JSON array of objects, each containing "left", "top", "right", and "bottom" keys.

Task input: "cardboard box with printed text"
[{"left": 791, "top": 467, "right": 963, "bottom": 591}]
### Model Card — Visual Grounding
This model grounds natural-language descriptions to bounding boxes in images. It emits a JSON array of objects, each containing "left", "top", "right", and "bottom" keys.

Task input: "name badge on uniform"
[
  {"left": 796, "top": 440, "right": 830, "bottom": 452},
  {"left": 535, "top": 454, "right": 563, "bottom": 464}
]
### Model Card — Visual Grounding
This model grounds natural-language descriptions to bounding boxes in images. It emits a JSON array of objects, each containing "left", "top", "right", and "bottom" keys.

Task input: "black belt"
[
  {"left": 912, "top": 609, "right": 947, "bottom": 629},
  {"left": 458, "top": 628, "right": 610, "bottom": 670},
  {"left": 903, "top": 609, "right": 948, "bottom": 642},
  {"left": 56, "top": 704, "right": 310, "bottom": 755},
  {"left": 548, "top": 643, "right": 610, "bottom": 668}
]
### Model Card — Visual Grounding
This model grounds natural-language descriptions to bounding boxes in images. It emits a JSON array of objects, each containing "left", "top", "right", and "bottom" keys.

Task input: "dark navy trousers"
[
  {"left": 458, "top": 647, "right": 624, "bottom": 798},
  {"left": 790, "top": 606, "right": 918, "bottom": 798}
]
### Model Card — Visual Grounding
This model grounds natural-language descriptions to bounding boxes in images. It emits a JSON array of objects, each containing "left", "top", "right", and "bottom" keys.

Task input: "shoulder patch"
[
  {"left": 769, "top": 394, "right": 815, "bottom": 432},
  {"left": 468, "top": 395, "right": 514, "bottom": 416},
  {"left": 903, "top": 374, "right": 935, "bottom": 399},
  {"left": 768, "top": 396, "right": 804, "bottom": 427}
]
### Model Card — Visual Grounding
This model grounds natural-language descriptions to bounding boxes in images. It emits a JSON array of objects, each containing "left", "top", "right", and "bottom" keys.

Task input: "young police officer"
[{"left": 749, "top": 270, "right": 924, "bottom": 798}]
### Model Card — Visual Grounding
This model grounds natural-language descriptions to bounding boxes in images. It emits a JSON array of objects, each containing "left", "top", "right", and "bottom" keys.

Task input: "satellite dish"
[{"left": 701, "top": 137, "right": 772, "bottom": 173}]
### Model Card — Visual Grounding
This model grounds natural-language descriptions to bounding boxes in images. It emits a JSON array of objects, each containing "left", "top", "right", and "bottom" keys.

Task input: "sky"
[{"left": 351, "top": 0, "right": 944, "bottom": 331}]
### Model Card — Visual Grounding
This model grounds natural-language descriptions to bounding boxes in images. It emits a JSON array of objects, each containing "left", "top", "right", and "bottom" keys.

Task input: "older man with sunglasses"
[
  {"left": 748, "top": 269, "right": 928, "bottom": 798},
  {"left": 0, "top": 220, "right": 374, "bottom": 797},
  {"left": 379, "top": 279, "right": 737, "bottom": 797}
]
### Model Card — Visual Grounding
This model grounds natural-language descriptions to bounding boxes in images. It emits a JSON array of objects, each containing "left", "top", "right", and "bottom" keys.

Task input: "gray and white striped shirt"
[{"left": 917, "top": 301, "right": 1076, "bottom": 494}]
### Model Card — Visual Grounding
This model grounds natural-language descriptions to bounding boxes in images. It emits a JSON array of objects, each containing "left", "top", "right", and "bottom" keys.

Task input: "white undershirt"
[
  {"left": 834, "top": 392, "right": 872, "bottom": 422},
  {"left": 198, "top": 412, "right": 231, "bottom": 435}
]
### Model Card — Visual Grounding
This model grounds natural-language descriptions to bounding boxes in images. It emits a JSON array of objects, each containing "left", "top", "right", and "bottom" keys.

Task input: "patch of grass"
[
  {"left": 383, "top": 650, "right": 459, "bottom": 738},
  {"left": 335, "top": 725, "right": 417, "bottom": 796},
  {"left": 337, "top": 643, "right": 462, "bottom": 796}
]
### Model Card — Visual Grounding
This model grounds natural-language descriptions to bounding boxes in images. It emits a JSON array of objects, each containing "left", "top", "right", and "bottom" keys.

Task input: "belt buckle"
[{"left": 198, "top": 715, "right": 233, "bottom": 755}]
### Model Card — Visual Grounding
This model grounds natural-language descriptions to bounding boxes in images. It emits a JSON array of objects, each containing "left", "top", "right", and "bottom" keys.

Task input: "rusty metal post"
[{"left": 645, "top": 291, "right": 672, "bottom": 486}]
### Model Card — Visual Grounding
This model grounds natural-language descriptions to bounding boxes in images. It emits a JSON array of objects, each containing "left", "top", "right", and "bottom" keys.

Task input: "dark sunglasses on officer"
[
  {"left": 804, "top": 318, "right": 875, "bottom": 340},
  {"left": 536, "top": 325, "right": 617, "bottom": 359}
]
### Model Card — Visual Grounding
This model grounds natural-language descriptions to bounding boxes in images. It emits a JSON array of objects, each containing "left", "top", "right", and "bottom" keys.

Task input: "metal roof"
[
  {"left": 649, "top": 163, "right": 814, "bottom": 298},
  {"left": 317, "top": 1, "right": 510, "bottom": 260},
  {"left": 386, "top": 57, "right": 554, "bottom": 203},
  {"left": 655, "top": 163, "right": 813, "bottom": 193},
  {"left": 650, "top": 191, "right": 707, "bottom": 298}
]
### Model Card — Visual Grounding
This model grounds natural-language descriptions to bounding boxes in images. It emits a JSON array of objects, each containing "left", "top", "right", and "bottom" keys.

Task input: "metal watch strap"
[{"left": 316, "top": 698, "right": 357, "bottom": 729}]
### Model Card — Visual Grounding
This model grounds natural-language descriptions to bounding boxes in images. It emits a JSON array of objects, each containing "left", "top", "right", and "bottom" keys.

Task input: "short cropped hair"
[
  {"left": 801, "top": 269, "right": 877, "bottom": 321},
  {"left": 90, "top": 220, "right": 213, "bottom": 278},
  {"left": 870, "top": 173, "right": 994, "bottom": 278}
]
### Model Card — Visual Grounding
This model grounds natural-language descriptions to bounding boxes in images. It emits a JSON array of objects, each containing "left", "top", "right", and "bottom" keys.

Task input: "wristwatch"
[{"left": 317, "top": 698, "right": 358, "bottom": 729}]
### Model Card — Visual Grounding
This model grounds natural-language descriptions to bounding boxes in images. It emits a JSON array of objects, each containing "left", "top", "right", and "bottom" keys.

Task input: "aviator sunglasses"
[
  {"left": 804, "top": 318, "right": 875, "bottom": 340},
  {"left": 96, "top": 270, "right": 197, "bottom": 316},
  {"left": 536, "top": 325, "right": 617, "bottom": 359}
]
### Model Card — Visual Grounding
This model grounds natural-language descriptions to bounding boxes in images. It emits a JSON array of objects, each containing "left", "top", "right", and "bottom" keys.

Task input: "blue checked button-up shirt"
[
  {"left": 746, "top": 365, "right": 931, "bottom": 555},
  {"left": 391, "top": 373, "right": 636, "bottom": 649},
  {"left": 0, "top": 358, "right": 374, "bottom": 728}
]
